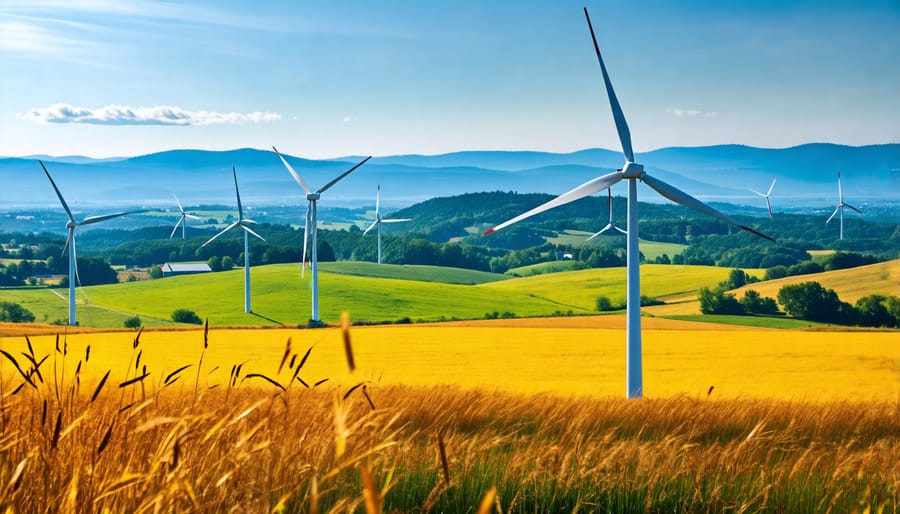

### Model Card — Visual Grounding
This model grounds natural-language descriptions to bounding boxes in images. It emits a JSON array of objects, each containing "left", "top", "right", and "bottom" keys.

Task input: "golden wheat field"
[{"left": 0, "top": 318, "right": 898, "bottom": 512}]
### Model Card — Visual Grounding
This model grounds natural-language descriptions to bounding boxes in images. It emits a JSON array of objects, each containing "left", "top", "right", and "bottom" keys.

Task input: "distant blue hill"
[{"left": 2, "top": 144, "right": 897, "bottom": 209}]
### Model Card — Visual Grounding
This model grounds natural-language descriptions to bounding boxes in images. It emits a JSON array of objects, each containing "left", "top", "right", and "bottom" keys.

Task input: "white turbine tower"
[
  {"left": 484, "top": 8, "right": 774, "bottom": 398},
  {"left": 202, "top": 167, "right": 265, "bottom": 314},
  {"left": 40, "top": 161, "right": 141, "bottom": 326},
  {"left": 273, "top": 147, "right": 371, "bottom": 325},
  {"left": 363, "top": 184, "right": 411, "bottom": 264},
  {"left": 587, "top": 188, "right": 626, "bottom": 240},
  {"left": 826, "top": 172, "right": 861, "bottom": 240},
  {"left": 170, "top": 193, "right": 202, "bottom": 239},
  {"left": 749, "top": 179, "right": 777, "bottom": 219}
]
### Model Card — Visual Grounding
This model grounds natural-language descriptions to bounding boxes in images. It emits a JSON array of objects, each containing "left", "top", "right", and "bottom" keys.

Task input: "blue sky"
[{"left": 1, "top": 0, "right": 898, "bottom": 158}]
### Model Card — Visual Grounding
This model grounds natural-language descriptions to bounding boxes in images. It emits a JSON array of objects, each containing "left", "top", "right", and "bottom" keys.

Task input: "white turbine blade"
[
  {"left": 317, "top": 156, "right": 372, "bottom": 194},
  {"left": 381, "top": 218, "right": 411, "bottom": 223},
  {"left": 240, "top": 222, "right": 266, "bottom": 241},
  {"left": 844, "top": 203, "right": 862, "bottom": 214},
  {"left": 583, "top": 8, "right": 634, "bottom": 163},
  {"left": 484, "top": 171, "right": 623, "bottom": 235},
  {"left": 363, "top": 220, "right": 378, "bottom": 235},
  {"left": 202, "top": 221, "right": 240, "bottom": 247},
  {"left": 72, "top": 232, "right": 82, "bottom": 287},
  {"left": 174, "top": 193, "right": 185, "bottom": 214},
  {"left": 614, "top": 225, "right": 627, "bottom": 234},
  {"left": 606, "top": 188, "right": 614, "bottom": 221},
  {"left": 39, "top": 160, "right": 75, "bottom": 222},
  {"left": 301, "top": 204, "right": 310, "bottom": 278},
  {"left": 242, "top": 218, "right": 258, "bottom": 224},
  {"left": 78, "top": 210, "right": 139, "bottom": 225},
  {"left": 273, "top": 146, "right": 312, "bottom": 194},
  {"left": 185, "top": 214, "right": 203, "bottom": 221},
  {"left": 642, "top": 173, "right": 774, "bottom": 242},
  {"left": 765, "top": 198, "right": 773, "bottom": 219},
  {"left": 62, "top": 229, "right": 72, "bottom": 256},
  {"left": 766, "top": 178, "right": 776, "bottom": 197},
  {"left": 587, "top": 224, "right": 613, "bottom": 241},
  {"left": 375, "top": 184, "right": 381, "bottom": 217},
  {"left": 170, "top": 216, "right": 185, "bottom": 239},
  {"left": 837, "top": 172, "right": 843, "bottom": 203},
  {"left": 749, "top": 188, "right": 767, "bottom": 198},
  {"left": 232, "top": 166, "right": 244, "bottom": 220},
  {"left": 826, "top": 206, "right": 840, "bottom": 224}
]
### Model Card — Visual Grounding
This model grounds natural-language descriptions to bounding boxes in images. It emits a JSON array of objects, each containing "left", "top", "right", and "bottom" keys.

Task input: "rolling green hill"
[
  {"left": 316, "top": 262, "right": 509, "bottom": 284},
  {"left": 0, "top": 262, "right": 760, "bottom": 328}
]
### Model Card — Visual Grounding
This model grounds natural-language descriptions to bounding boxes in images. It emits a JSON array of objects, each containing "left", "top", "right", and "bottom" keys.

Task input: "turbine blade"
[
  {"left": 614, "top": 225, "right": 628, "bottom": 234},
  {"left": 844, "top": 203, "right": 862, "bottom": 214},
  {"left": 766, "top": 178, "right": 776, "bottom": 196},
  {"left": 240, "top": 222, "right": 266, "bottom": 241},
  {"left": 765, "top": 198, "right": 773, "bottom": 219},
  {"left": 749, "top": 188, "right": 766, "bottom": 198},
  {"left": 202, "top": 221, "right": 240, "bottom": 247},
  {"left": 317, "top": 156, "right": 372, "bottom": 194},
  {"left": 78, "top": 210, "right": 140, "bottom": 225},
  {"left": 837, "top": 171, "right": 843, "bottom": 202},
  {"left": 826, "top": 206, "right": 840, "bottom": 224},
  {"left": 273, "top": 146, "right": 312, "bottom": 194},
  {"left": 62, "top": 229, "right": 72, "bottom": 256},
  {"left": 302, "top": 204, "right": 310, "bottom": 278},
  {"left": 381, "top": 218, "right": 411, "bottom": 223},
  {"left": 174, "top": 193, "right": 185, "bottom": 214},
  {"left": 170, "top": 216, "right": 184, "bottom": 239},
  {"left": 185, "top": 214, "right": 203, "bottom": 221},
  {"left": 362, "top": 220, "right": 378, "bottom": 235},
  {"left": 232, "top": 166, "right": 244, "bottom": 220},
  {"left": 375, "top": 184, "right": 381, "bottom": 217},
  {"left": 587, "top": 223, "right": 613, "bottom": 240},
  {"left": 242, "top": 218, "right": 257, "bottom": 225},
  {"left": 484, "top": 171, "right": 623, "bottom": 235},
  {"left": 39, "top": 161, "right": 75, "bottom": 222},
  {"left": 72, "top": 233, "right": 82, "bottom": 287},
  {"left": 642, "top": 173, "right": 774, "bottom": 242},
  {"left": 583, "top": 8, "right": 634, "bottom": 163},
  {"left": 606, "top": 188, "right": 614, "bottom": 221}
]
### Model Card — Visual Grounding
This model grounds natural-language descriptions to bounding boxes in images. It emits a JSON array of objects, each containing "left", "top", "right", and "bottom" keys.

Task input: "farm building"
[{"left": 161, "top": 262, "right": 212, "bottom": 278}]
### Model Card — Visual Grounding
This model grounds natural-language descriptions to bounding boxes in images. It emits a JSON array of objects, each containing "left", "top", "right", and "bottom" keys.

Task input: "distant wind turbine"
[
  {"left": 749, "top": 179, "right": 777, "bottom": 219},
  {"left": 273, "top": 147, "right": 371, "bottom": 325},
  {"left": 586, "top": 188, "right": 626, "bottom": 240},
  {"left": 202, "top": 167, "right": 265, "bottom": 313},
  {"left": 170, "top": 193, "right": 202, "bottom": 239},
  {"left": 40, "top": 161, "right": 142, "bottom": 326},
  {"left": 484, "top": 8, "right": 773, "bottom": 399},
  {"left": 363, "top": 184, "right": 411, "bottom": 264},
  {"left": 826, "top": 171, "right": 861, "bottom": 240}
]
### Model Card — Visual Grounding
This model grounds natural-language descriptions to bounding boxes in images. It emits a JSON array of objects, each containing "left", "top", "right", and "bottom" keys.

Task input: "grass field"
[
  {"left": 505, "top": 260, "right": 583, "bottom": 277},
  {"left": 317, "top": 262, "right": 509, "bottom": 284},
  {"left": 545, "top": 230, "right": 688, "bottom": 260},
  {"left": 0, "top": 263, "right": 755, "bottom": 328},
  {"left": 0, "top": 320, "right": 897, "bottom": 511}
]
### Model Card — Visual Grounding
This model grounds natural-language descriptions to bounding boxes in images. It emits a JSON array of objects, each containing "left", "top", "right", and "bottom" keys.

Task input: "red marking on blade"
[
  {"left": 740, "top": 225, "right": 775, "bottom": 242},
  {"left": 483, "top": 229, "right": 495, "bottom": 236}
]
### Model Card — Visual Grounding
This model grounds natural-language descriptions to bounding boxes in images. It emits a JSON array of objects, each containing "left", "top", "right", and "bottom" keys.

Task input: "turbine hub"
[
  {"left": 307, "top": 193, "right": 320, "bottom": 201},
  {"left": 66, "top": 221, "right": 76, "bottom": 229},
  {"left": 621, "top": 161, "right": 644, "bottom": 179}
]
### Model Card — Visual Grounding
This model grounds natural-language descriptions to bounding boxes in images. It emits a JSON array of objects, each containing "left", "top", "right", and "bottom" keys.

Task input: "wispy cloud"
[
  {"left": 19, "top": 103, "right": 282, "bottom": 126},
  {"left": 342, "top": 116, "right": 355, "bottom": 123},
  {"left": 666, "top": 107, "right": 718, "bottom": 118}
]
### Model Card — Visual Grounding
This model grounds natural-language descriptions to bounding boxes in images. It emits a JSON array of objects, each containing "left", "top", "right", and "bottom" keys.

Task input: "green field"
[
  {"left": 0, "top": 263, "right": 756, "bottom": 328},
  {"left": 318, "top": 261, "right": 509, "bottom": 284},
  {"left": 545, "top": 230, "right": 688, "bottom": 260},
  {"left": 667, "top": 314, "right": 828, "bottom": 329},
  {"left": 505, "top": 260, "right": 583, "bottom": 277}
]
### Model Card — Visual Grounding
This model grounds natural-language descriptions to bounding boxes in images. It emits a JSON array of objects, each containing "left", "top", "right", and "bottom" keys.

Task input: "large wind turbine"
[
  {"left": 363, "top": 184, "right": 411, "bottom": 264},
  {"left": 40, "top": 161, "right": 141, "bottom": 326},
  {"left": 170, "top": 193, "right": 202, "bottom": 239},
  {"left": 826, "top": 172, "right": 861, "bottom": 240},
  {"left": 484, "top": 8, "right": 773, "bottom": 398},
  {"left": 587, "top": 188, "right": 626, "bottom": 240},
  {"left": 749, "top": 179, "right": 777, "bottom": 219},
  {"left": 202, "top": 167, "right": 265, "bottom": 313},
  {"left": 273, "top": 147, "right": 371, "bottom": 325}
]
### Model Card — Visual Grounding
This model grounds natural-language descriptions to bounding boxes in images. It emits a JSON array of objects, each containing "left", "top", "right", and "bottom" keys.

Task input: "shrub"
[
  {"left": 698, "top": 287, "right": 743, "bottom": 315},
  {"left": 0, "top": 301, "right": 36, "bottom": 323},
  {"left": 740, "top": 290, "right": 779, "bottom": 315},
  {"left": 124, "top": 316, "right": 142, "bottom": 328},
  {"left": 640, "top": 295, "right": 664, "bottom": 307},
  {"left": 172, "top": 308, "right": 202, "bottom": 324}
]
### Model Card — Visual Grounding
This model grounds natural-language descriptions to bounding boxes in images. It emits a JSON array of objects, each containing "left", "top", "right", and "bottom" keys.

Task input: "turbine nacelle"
[
  {"left": 307, "top": 193, "right": 321, "bottom": 201},
  {"left": 621, "top": 162, "right": 643, "bottom": 178},
  {"left": 66, "top": 221, "right": 76, "bottom": 229}
]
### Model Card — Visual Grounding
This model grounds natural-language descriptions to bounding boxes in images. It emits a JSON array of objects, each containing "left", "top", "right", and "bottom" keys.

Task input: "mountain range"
[{"left": 2, "top": 144, "right": 898, "bottom": 210}]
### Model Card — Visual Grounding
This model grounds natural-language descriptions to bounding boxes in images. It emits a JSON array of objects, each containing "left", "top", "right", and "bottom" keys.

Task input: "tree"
[
  {"left": 148, "top": 265, "right": 163, "bottom": 280},
  {"left": 221, "top": 255, "right": 234, "bottom": 271},
  {"left": 721, "top": 269, "right": 748, "bottom": 290},
  {"left": 698, "top": 287, "right": 743, "bottom": 315},
  {"left": 124, "top": 316, "right": 142, "bottom": 328},
  {"left": 595, "top": 295, "right": 623, "bottom": 312},
  {"left": 777, "top": 282, "right": 852, "bottom": 323},
  {"left": 764, "top": 265, "right": 788, "bottom": 280},
  {"left": 171, "top": 308, "right": 202, "bottom": 324},
  {"left": 740, "top": 289, "right": 779, "bottom": 315},
  {"left": 207, "top": 256, "right": 222, "bottom": 272},
  {"left": 854, "top": 295, "right": 896, "bottom": 328},
  {"left": 0, "top": 302, "right": 36, "bottom": 323}
]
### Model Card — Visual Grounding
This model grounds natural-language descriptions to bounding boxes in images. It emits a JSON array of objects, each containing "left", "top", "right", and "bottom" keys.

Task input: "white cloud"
[
  {"left": 342, "top": 116, "right": 355, "bottom": 123},
  {"left": 18, "top": 103, "right": 282, "bottom": 126},
  {"left": 666, "top": 107, "right": 718, "bottom": 118}
]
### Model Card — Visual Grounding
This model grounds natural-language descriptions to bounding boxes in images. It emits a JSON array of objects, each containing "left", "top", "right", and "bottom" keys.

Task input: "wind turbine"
[
  {"left": 826, "top": 172, "right": 861, "bottom": 240},
  {"left": 749, "top": 179, "right": 777, "bottom": 219},
  {"left": 587, "top": 188, "right": 626, "bottom": 240},
  {"left": 273, "top": 147, "right": 371, "bottom": 325},
  {"left": 484, "top": 8, "right": 773, "bottom": 398},
  {"left": 170, "top": 193, "right": 202, "bottom": 239},
  {"left": 202, "top": 167, "right": 265, "bottom": 314},
  {"left": 40, "top": 161, "right": 141, "bottom": 326},
  {"left": 363, "top": 184, "right": 411, "bottom": 264}
]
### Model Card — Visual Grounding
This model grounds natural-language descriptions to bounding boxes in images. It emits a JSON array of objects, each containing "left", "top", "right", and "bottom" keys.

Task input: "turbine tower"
[
  {"left": 40, "top": 161, "right": 141, "bottom": 326},
  {"left": 273, "top": 147, "right": 371, "bottom": 325},
  {"left": 170, "top": 193, "right": 202, "bottom": 239},
  {"left": 363, "top": 184, "right": 411, "bottom": 264},
  {"left": 587, "top": 188, "right": 626, "bottom": 240},
  {"left": 749, "top": 179, "right": 777, "bottom": 219},
  {"left": 202, "top": 167, "right": 265, "bottom": 314},
  {"left": 484, "top": 8, "right": 773, "bottom": 398},
  {"left": 826, "top": 172, "right": 861, "bottom": 240}
]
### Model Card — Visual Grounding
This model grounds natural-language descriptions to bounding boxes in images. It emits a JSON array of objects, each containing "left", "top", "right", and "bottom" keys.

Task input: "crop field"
[
  {"left": 0, "top": 263, "right": 755, "bottom": 328},
  {"left": 0, "top": 320, "right": 897, "bottom": 512},
  {"left": 505, "top": 260, "right": 582, "bottom": 276}
]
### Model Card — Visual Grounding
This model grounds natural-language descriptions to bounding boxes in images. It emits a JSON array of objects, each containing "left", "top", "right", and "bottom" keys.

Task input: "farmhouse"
[{"left": 161, "top": 262, "right": 212, "bottom": 278}]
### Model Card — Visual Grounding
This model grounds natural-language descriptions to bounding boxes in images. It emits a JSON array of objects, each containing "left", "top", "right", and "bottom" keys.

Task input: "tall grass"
[{"left": 0, "top": 327, "right": 897, "bottom": 513}]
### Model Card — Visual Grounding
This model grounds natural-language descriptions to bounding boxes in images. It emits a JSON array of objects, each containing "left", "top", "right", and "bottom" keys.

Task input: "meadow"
[{"left": 0, "top": 319, "right": 897, "bottom": 512}]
